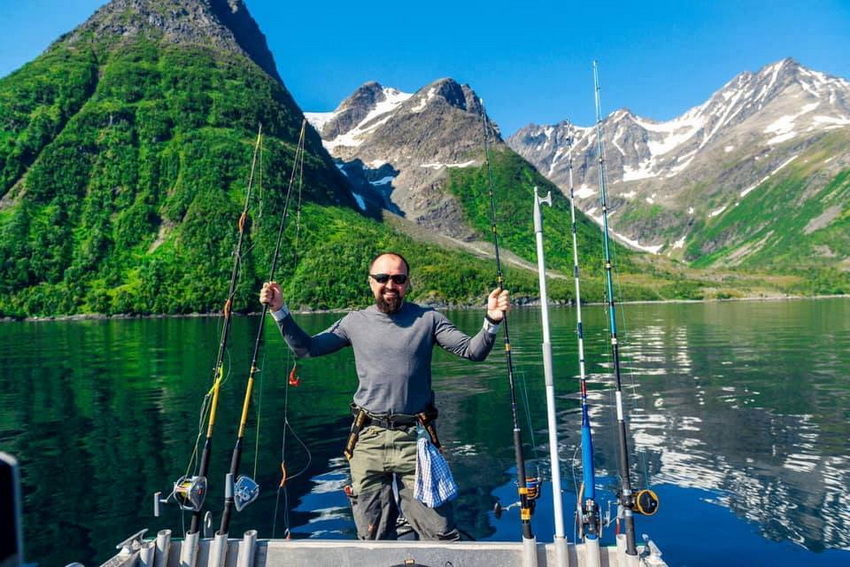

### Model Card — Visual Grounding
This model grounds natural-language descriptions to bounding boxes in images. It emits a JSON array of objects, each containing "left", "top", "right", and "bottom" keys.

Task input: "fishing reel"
[
  {"left": 493, "top": 471, "right": 542, "bottom": 520},
  {"left": 610, "top": 488, "right": 660, "bottom": 521},
  {"left": 152, "top": 473, "right": 260, "bottom": 517},
  {"left": 153, "top": 475, "right": 208, "bottom": 516},
  {"left": 577, "top": 495, "right": 602, "bottom": 539},
  {"left": 229, "top": 473, "right": 260, "bottom": 512},
  {"left": 633, "top": 489, "right": 660, "bottom": 516}
]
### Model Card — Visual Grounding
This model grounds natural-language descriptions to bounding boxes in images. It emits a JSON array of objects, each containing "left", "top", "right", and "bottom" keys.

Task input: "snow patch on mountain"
[
  {"left": 813, "top": 115, "right": 850, "bottom": 128},
  {"left": 575, "top": 185, "right": 596, "bottom": 199},
  {"left": 584, "top": 207, "right": 664, "bottom": 254},
  {"left": 740, "top": 154, "right": 799, "bottom": 197},
  {"left": 623, "top": 160, "right": 654, "bottom": 181},
  {"left": 304, "top": 111, "right": 335, "bottom": 132},
  {"left": 709, "top": 205, "right": 727, "bottom": 218},
  {"left": 419, "top": 160, "right": 477, "bottom": 170},
  {"left": 764, "top": 102, "right": 820, "bottom": 145},
  {"left": 636, "top": 114, "right": 705, "bottom": 156},
  {"left": 308, "top": 88, "right": 413, "bottom": 151},
  {"left": 410, "top": 86, "right": 436, "bottom": 112}
]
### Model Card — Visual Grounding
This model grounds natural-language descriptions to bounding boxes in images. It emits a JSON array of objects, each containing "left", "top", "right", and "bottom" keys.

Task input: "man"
[{"left": 260, "top": 252, "right": 509, "bottom": 541}]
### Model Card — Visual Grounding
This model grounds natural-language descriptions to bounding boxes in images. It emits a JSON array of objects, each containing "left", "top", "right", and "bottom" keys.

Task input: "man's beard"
[{"left": 375, "top": 292, "right": 403, "bottom": 314}]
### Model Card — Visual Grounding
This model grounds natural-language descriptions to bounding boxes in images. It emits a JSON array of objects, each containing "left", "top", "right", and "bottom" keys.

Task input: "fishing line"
[
  {"left": 271, "top": 122, "right": 311, "bottom": 539},
  {"left": 218, "top": 120, "right": 308, "bottom": 536},
  {"left": 612, "top": 281, "right": 653, "bottom": 489},
  {"left": 505, "top": 361, "right": 543, "bottom": 506},
  {"left": 608, "top": 260, "right": 655, "bottom": 490},
  {"left": 252, "top": 354, "right": 266, "bottom": 480},
  {"left": 569, "top": 443, "right": 583, "bottom": 542},
  {"left": 272, "top": 401, "right": 313, "bottom": 538},
  {"left": 516, "top": 366, "right": 541, "bottom": 460},
  {"left": 252, "top": 138, "right": 269, "bottom": 483}
]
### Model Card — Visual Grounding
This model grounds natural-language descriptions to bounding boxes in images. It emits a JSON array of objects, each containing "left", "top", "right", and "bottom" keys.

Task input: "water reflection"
[
  {"left": 574, "top": 299, "right": 850, "bottom": 557},
  {"left": 0, "top": 299, "right": 848, "bottom": 565}
]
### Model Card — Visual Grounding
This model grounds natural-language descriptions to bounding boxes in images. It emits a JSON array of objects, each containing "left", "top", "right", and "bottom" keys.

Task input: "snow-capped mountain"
[
  {"left": 508, "top": 58, "right": 850, "bottom": 265},
  {"left": 306, "top": 78, "right": 500, "bottom": 239}
]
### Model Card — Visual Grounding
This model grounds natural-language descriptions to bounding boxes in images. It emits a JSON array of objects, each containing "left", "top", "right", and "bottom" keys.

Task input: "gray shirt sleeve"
[
  {"left": 432, "top": 311, "right": 498, "bottom": 361},
  {"left": 276, "top": 313, "right": 351, "bottom": 358}
]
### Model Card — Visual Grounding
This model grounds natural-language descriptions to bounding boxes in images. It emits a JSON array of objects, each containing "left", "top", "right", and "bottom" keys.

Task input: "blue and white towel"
[{"left": 414, "top": 437, "right": 459, "bottom": 508}]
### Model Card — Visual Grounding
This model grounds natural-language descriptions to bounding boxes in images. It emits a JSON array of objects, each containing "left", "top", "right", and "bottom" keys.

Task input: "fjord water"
[{"left": 1, "top": 298, "right": 848, "bottom": 566}]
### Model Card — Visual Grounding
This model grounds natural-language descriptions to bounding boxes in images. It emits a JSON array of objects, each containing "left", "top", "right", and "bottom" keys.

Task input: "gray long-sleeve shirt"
[{"left": 275, "top": 302, "right": 499, "bottom": 415}]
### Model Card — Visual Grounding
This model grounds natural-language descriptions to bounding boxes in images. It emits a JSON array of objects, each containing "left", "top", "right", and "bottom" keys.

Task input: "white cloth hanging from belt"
[{"left": 414, "top": 437, "right": 458, "bottom": 508}]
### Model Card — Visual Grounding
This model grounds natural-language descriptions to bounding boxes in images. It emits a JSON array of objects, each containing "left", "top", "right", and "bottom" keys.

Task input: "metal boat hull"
[{"left": 102, "top": 530, "right": 666, "bottom": 567}]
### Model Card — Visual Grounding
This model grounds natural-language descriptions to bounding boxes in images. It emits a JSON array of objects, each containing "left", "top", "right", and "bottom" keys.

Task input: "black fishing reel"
[
  {"left": 612, "top": 487, "right": 659, "bottom": 518},
  {"left": 633, "top": 488, "right": 659, "bottom": 516}
]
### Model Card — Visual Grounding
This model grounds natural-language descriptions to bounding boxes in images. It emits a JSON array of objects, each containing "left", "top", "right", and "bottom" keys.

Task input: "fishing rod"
[
  {"left": 217, "top": 119, "right": 308, "bottom": 540},
  {"left": 479, "top": 100, "right": 538, "bottom": 554},
  {"left": 531, "top": 186, "right": 568, "bottom": 567},
  {"left": 155, "top": 125, "right": 264, "bottom": 536},
  {"left": 592, "top": 62, "right": 658, "bottom": 558},
  {"left": 564, "top": 122, "right": 602, "bottom": 566}
]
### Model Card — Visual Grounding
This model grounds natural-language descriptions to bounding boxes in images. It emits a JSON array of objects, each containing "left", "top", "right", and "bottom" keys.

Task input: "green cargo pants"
[{"left": 347, "top": 424, "right": 459, "bottom": 541}]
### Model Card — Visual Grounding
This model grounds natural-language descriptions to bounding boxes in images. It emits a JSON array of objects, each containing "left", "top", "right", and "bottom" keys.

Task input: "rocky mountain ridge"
[
  {"left": 305, "top": 78, "right": 500, "bottom": 239},
  {"left": 60, "top": 0, "right": 282, "bottom": 81},
  {"left": 507, "top": 58, "right": 850, "bottom": 269}
]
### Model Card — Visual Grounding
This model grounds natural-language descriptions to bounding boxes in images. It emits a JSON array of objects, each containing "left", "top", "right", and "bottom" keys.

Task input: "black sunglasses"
[{"left": 370, "top": 273, "right": 408, "bottom": 285}]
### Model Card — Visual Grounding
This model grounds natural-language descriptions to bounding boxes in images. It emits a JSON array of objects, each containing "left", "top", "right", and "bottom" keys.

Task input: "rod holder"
[
  {"left": 179, "top": 530, "right": 200, "bottom": 567},
  {"left": 154, "top": 529, "right": 171, "bottom": 567},
  {"left": 236, "top": 530, "right": 258, "bottom": 567},
  {"left": 138, "top": 540, "right": 156, "bottom": 567},
  {"left": 208, "top": 532, "right": 229, "bottom": 567}
]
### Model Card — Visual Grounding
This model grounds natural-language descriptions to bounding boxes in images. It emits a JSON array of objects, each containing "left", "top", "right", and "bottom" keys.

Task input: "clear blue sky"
[{"left": 1, "top": 0, "right": 849, "bottom": 135}]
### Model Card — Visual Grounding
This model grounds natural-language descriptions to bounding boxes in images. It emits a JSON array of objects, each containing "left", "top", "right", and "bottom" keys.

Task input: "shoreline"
[{"left": 3, "top": 293, "right": 847, "bottom": 323}]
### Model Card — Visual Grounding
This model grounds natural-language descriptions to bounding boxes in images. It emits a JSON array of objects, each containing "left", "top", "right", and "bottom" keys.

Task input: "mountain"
[
  {"left": 303, "top": 78, "right": 642, "bottom": 288},
  {"left": 306, "top": 78, "right": 497, "bottom": 239},
  {"left": 1, "top": 0, "right": 560, "bottom": 318},
  {"left": 507, "top": 59, "right": 850, "bottom": 275}
]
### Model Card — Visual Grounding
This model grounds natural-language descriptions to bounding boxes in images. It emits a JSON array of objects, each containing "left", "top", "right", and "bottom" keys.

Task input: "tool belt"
[{"left": 344, "top": 403, "right": 442, "bottom": 460}]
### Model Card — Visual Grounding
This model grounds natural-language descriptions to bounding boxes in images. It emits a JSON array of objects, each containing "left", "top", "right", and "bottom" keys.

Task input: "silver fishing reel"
[{"left": 153, "top": 475, "right": 207, "bottom": 516}]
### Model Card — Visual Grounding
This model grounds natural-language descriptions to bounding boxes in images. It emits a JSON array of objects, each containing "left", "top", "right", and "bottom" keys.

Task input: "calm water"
[{"left": 1, "top": 298, "right": 849, "bottom": 566}]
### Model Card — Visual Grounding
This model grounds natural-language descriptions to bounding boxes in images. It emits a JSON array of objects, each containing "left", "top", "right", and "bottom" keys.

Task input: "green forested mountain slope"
[
  {"left": 686, "top": 134, "right": 850, "bottom": 269},
  {"left": 0, "top": 35, "right": 357, "bottom": 317}
]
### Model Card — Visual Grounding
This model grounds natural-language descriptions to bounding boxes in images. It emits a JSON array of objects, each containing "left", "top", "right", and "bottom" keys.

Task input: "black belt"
[
  {"left": 345, "top": 404, "right": 441, "bottom": 460},
  {"left": 365, "top": 415, "right": 417, "bottom": 430},
  {"left": 352, "top": 406, "right": 419, "bottom": 430}
]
